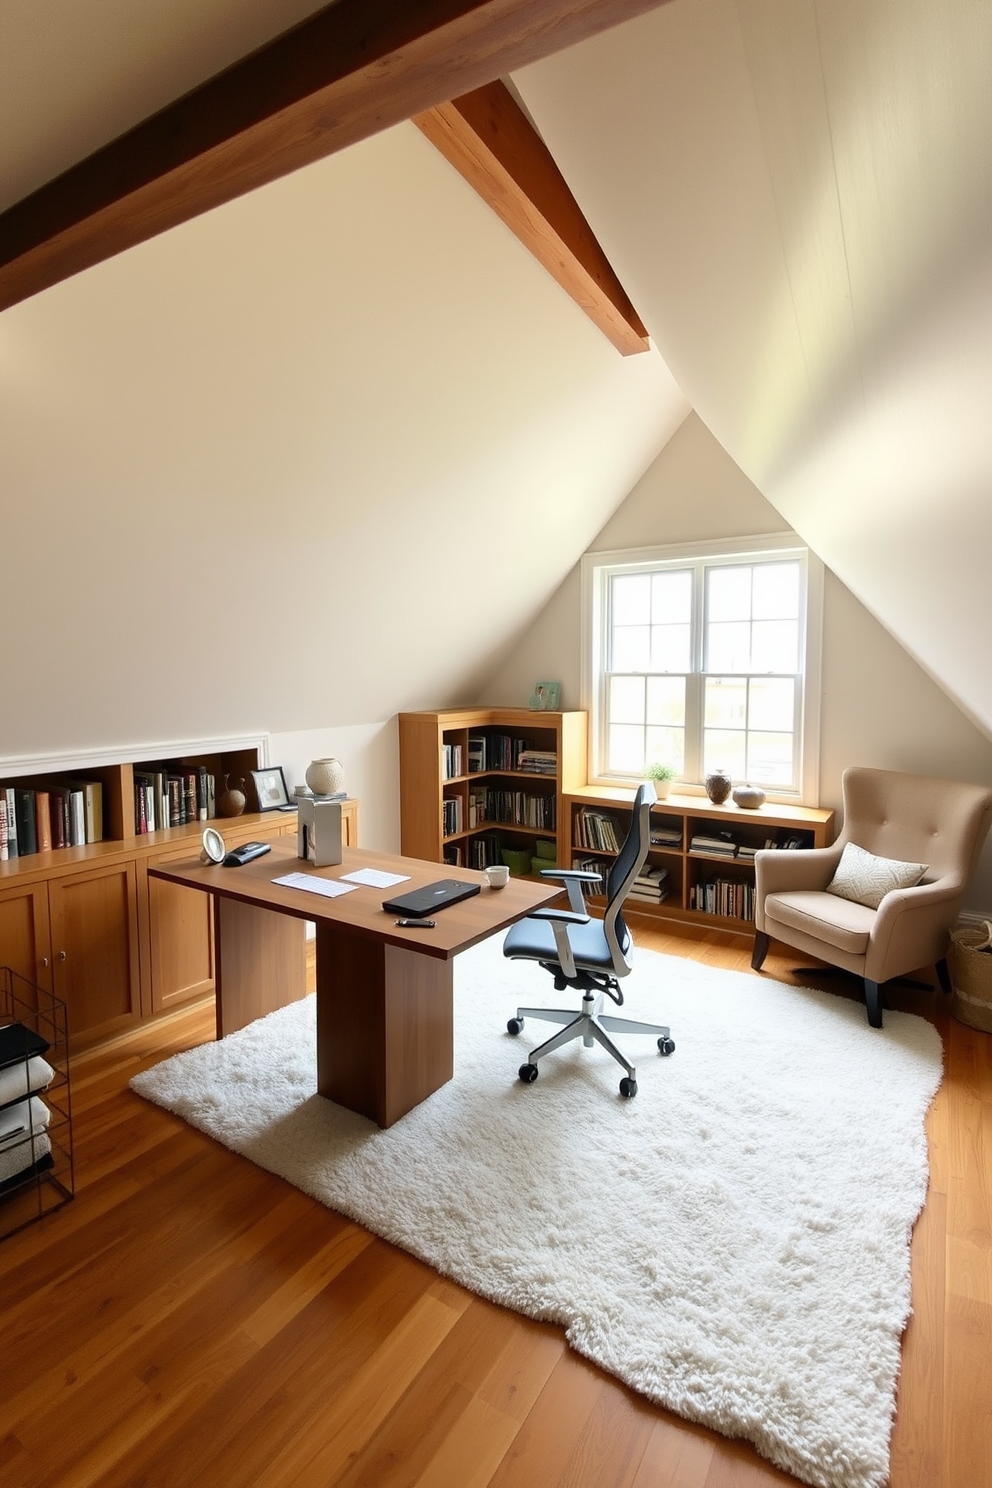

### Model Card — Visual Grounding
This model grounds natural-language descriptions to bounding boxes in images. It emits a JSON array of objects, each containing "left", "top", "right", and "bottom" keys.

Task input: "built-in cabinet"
[
  {"left": 397, "top": 708, "right": 835, "bottom": 939},
  {"left": 1, "top": 744, "right": 359, "bottom": 1049},
  {"left": 566, "top": 785, "right": 834, "bottom": 933}
]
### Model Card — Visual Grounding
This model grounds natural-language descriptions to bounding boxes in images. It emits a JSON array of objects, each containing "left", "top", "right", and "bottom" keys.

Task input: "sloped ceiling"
[
  {"left": 0, "top": 8, "right": 685, "bottom": 756},
  {"left": 513, "top": 0, "right": 992, "bottom": 736},
  {"left": 3, "top": 0, "right": 990, "bottom": 749}
]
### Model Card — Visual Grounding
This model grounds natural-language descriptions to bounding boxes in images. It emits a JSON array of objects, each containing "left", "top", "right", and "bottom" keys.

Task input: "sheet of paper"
[
  {"left": 340, "top": 868, "right": 411, "bottom": 888},
  {"left": 272, "top": 872, "right": 359, "bottom": 899}
]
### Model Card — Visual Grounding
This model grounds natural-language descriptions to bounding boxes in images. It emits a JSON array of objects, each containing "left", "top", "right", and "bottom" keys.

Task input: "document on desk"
[
  {"left": 340, "top": 868, "right": 411, "bottom": 889},
  {"left": 272, "top": 872, "right": 359, "bottom": 898}
]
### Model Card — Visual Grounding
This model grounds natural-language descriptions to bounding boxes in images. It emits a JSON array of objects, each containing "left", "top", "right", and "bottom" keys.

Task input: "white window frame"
[{"left": 581, "top": 533, "right": 823, "bottom": 805}]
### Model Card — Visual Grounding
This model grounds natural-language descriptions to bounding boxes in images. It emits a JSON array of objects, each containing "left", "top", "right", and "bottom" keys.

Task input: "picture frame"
[
  {"left": 528, "top": 680, "right": 561, "bottom": 711},
  {"left": 251, "top": 765, "right": 292, "bottom": 811}
]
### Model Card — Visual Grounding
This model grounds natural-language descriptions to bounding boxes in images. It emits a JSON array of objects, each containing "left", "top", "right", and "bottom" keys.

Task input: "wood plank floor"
[{"left": 1, "top": 923, "right": 989, "bottom": 1488}]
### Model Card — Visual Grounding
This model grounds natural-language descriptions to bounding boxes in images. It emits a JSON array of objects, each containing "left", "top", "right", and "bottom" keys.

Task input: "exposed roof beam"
[
  {"left": 414, "top": 81, "right": 649, "bottom": 354},
  {"left": 0, "top": 0, "right": 672, "bottom": 313}
]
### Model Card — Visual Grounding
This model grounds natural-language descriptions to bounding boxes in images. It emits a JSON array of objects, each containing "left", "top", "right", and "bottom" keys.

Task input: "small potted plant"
[{"left": 645, "top": 762, "right": 677, "bottom": 800}]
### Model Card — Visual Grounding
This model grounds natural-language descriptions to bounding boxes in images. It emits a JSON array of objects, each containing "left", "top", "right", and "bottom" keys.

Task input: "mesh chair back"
[{"left": 602, "top": 784, "right": 654, "bottom": 972}]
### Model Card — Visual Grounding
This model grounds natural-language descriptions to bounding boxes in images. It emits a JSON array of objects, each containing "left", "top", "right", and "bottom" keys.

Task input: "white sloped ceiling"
[{"left": 514, "top": 0, "right": 992, "bottom": 736}]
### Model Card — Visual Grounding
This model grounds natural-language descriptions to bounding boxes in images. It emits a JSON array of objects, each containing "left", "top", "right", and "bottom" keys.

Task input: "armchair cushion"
[
  {"left": 765, "top": 890, "right": 876, "bottom": 956},
  {"left": 825, "top": 841, "right": 927, "bottom": 910}
]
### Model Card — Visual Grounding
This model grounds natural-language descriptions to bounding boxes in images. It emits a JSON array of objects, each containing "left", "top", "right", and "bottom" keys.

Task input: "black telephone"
[{"left": 223, "top": 841, "right": 272, "bottom": 867}]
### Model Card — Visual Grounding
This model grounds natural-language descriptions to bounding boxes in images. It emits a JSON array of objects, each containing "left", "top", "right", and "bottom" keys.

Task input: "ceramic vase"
[
  {"left": 705, "top": 769, "right": 733, "bottom": 805},
  {"left": 217, "top": 775, "right": 246, "bottom": 817},
  {"left": 733, "top": 783, "right": 767, "bottom": 810},
  {"left": 305, "top": 757, "right": 344, "bottom": 797},
  {"left": 652, "top": 778, "right": 672, "bottom": 801}
]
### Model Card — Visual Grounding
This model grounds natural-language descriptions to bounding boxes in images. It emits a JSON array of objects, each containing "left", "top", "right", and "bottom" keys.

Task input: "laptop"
[{"left": 382, "top": 879, "right": 481, "bottom": 918}]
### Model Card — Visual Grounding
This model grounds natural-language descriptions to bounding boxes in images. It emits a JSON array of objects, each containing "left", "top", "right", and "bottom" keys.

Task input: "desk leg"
[
  {"left": 315, "top": 923, "right": 453, "bottom": 1128},
  {"left": 215, "top": 897, "right": 307, "bottom": 1038}
]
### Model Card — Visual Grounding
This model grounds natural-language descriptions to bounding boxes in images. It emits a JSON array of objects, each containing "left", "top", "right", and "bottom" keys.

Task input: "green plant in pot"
[{"left": 645, "top": 762, "right": 677, "bottom": 800}]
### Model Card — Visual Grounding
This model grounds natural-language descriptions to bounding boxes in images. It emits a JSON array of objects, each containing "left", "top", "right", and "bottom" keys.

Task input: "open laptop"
[{"left": 382, "top": 879, "right": 481, "bottom": 918}]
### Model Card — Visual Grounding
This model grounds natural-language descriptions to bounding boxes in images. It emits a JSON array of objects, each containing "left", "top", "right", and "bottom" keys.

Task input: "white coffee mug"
[{"left": 486, "top": 864, "right": 510, "bottom": 888}]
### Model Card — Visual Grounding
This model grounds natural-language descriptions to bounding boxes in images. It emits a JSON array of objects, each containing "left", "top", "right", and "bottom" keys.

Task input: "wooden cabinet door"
[
  {"left": 0, "top": 880, "right": 54, "bottom": 995},
  {"left": 145, "top": 849, "right": 215, "bottom": 1015},
  {"left": 49, "top": 862, "right": 141, "bottom": 1046}
]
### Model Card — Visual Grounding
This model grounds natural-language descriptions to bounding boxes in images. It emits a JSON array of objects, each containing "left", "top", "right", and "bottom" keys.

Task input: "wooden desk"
[{"left": 149, "top": 842, "right": 561, "bottom": 1127}]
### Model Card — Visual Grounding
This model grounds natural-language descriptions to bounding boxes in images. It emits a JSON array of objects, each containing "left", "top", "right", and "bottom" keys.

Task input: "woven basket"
[{"left": 948, "top": 921, "right": 992, "bottom": 1032}]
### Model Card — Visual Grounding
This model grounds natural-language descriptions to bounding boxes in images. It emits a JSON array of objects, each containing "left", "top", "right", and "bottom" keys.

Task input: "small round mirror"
[{"left": 201, "top": 826, "right": 226, "bottom": 864}]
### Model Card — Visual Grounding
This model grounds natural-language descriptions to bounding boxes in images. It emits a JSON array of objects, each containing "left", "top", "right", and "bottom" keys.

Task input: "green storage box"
[
  {"left": 501, "top": 846, "right": 532, "bottom": 876},
  {"left": 535, "top": 839, "right": 556, "bottom": 860}
]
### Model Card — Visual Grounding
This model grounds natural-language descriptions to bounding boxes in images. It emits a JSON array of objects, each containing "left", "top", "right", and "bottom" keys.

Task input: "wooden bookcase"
[
  {"left": 565, "top": 785, "right": 835, "bottom": 934},
  {"left": 0, "top": 743, "right": 359, "bottom": 1049},
  {"left": 398, "top": 708, "right": 587, "bottom": 873}
]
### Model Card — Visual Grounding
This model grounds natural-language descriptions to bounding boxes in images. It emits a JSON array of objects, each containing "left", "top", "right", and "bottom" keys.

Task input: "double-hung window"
[{"left": 583, "top": 535, "right": 822, "bottom": 802}]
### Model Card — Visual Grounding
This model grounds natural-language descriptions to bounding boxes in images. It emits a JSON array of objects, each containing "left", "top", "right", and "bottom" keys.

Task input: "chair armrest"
[
  {"left": 529, "top": 906, "right": 591, "bottom": 926},
  {"left": 754, "top": 844, "right": 842, "bottom": 898},
  {"left": 538, "top": 867, "right": 601, "bottom": 913},
  {"left": 866, "top": 874, "right": 965, "bottom": 981}
]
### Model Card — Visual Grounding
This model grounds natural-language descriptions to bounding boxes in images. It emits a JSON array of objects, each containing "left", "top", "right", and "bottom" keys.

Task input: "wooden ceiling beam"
[
  {"left": 0, "top": 0, "right": 671, "bottom": 313},
  {"left": 414, "top": 81, "right": 649, "bottom": 354}
]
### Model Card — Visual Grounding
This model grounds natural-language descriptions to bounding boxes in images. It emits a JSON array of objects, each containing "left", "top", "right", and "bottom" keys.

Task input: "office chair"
[
  {"left": 752, "top": 766, "right": 992, "bottom": 1027},
  {"left": 503, "top": 783, "right": 675, "bottom": 1097}
]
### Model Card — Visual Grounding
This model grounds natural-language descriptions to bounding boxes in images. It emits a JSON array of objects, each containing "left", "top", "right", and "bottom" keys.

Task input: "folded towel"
[
  {"left": 0, "top": 1054, "right": 55, "bottom": 1107},
  {"left": 0, "top": 1131, "right": 52, "bottom": 1185},
  {"left": 0, "top": 1097, "right": 51, "bottom": 1150}
]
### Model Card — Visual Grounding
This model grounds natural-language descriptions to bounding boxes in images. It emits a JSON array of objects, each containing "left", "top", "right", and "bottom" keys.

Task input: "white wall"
[
  {"left": 480, "top": 414, "right": 992, "bottom": 912},
  {"left": 0, "top": 121, "right": 686, "bottom": 853}
]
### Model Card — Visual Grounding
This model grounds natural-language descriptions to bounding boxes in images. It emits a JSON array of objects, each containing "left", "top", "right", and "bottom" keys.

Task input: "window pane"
[
  {"left": 707, "top": 566, "right": 751, "bottom": 621},
  {"left": 748, "top": 677, "right": 794, "bottom": 731},
  {"left": 646, "top": 726, "right": 684, "bottom": 775},
  {"left": 609, "top": 675, "right": 645, "bottom": 724},
  {"left": 651, "top": 569, "right": 692, "bottom": 623},
  {"left": 706, "top": 621, "right": 751, "bottom": 672},
  {"left": 703, "top": 730, "right": 745, "bottom": 780},
  {"left": 650, "top": 623, "right": 691, "bottom": 671},
  {"left": 646, "top": 675, "right": 686, "bottom": 725},
  {"left": 752, "top": 562, "right": 799, "bottom": 619},
  {"left": 611, "top": 625, "right": 650, "bottom": 672},
  {"left": 611, "top": 573, "right": 650, "bottom": 625},
  {"left": 747, "top": 731, "right": 794, "bottom": 785},
  {"left": 752, "top": 619, "right": 798, "bottom": 673},
  {"left": 704, "top": 677, "right": 746, "bottom": 728},
  {"left": 607, "top": 723, "right": 646, "bottom": 774}
]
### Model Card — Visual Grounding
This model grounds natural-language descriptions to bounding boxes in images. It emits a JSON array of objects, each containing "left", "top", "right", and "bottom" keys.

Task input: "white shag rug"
[{"left": 131, "top": 937, "right": 943, "bottom": 1488}]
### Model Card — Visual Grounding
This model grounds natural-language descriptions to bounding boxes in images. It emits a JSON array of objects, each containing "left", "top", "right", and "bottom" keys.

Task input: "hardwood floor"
[{"left": 1, "top": 923, "right": 989, "bottom": 1488}]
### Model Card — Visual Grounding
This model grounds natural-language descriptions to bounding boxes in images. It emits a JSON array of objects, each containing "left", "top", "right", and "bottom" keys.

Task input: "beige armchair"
[{"left": 751, "top": 766, "right": 992, "bottom": 1026}]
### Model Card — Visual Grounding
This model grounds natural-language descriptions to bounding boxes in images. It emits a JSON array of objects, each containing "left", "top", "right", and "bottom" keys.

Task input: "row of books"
[
  {"left": 573, "top": 808, "right": 624, "bottom": 853},
  {"left": 690, "top": 878, "right": 755, "bottom": 920},
  {"left": 0, "top": 782, "right": 103, "bottom": 859},
  {"left": 650, "top": 822, "right": 683, "bottom": 849},
  {"left": 133, "top": 767, "right": 214, "bottom": 834},
  {"left": 689, "top": 827, "right": 813, "bottom": 859},
  {"left": 467, "top": 734, "right": 556, "bottom": 774},
  {"left": 442, "top": 795, "right": 462, "bottom": 837},
  {"left": 442, "top": 742, "right": 463, "bottom": 780},
  {"left": 471, "top": 788, "right": 556, "bottom": 831}
]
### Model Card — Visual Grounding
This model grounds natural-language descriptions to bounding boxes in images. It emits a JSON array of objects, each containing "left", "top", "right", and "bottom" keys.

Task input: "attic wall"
[
  {"left": 480, "top": 414, "right": 992, "bottom": 914},
  {"left": 0, "top": 122, "right": 686, "bottom": 856}
]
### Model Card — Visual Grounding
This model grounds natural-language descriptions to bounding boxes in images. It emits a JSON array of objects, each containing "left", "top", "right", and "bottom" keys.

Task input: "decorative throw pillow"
[{"left": 825, "top": 841, "right": 927, "bottom": 910}]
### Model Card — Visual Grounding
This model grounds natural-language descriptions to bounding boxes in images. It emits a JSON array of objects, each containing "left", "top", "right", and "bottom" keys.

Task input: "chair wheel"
[
  {"left": 619, "top": 1076, "right": 637, "bottom": 1098},
  {"left": 507, "top": 1017, "right": 524, "bottom": 1036},
  {"left": 658, "top": 1037, "right": 675, "bottom": 1056},
  {"left": 519, "top": 1063, "right": 539, "bottom": 1083}
]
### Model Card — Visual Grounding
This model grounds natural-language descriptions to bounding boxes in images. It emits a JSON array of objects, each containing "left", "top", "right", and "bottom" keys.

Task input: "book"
[
  {"left": 68, "top": 789, "right": 86, "bottom": 846},
  {"left": 198, "top": 765, "right": 209, "bottom": 822},
  {"left": 0, "top": 797, "right": 7, "bottom": 860},
  {"left": 68, "top": 779, "right": 103, "bottom": 843},
  {"left": 4, "top": 787, "right": 17, "bottom": 857},
  {"left": 34, "top": 791, "right": 52, "bottom": 852},
  {"left": 14, "top": 789, "right": 37, "bottom": 856},
  {"left": 168, "top": 775, "right": 184, "bottom": 826},
  {"left": 49, "top": 786, "right": 69, "bottom": 849}
]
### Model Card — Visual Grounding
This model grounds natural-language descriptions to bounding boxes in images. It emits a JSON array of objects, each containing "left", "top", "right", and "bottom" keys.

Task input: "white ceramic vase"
[{"left": 305, "top": 757, "right": 344, "bottom": 797}]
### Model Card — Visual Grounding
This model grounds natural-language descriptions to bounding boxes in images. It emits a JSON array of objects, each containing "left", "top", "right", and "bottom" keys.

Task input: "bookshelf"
[
  {"left": 0, "top": 740, "right": 359, "bottom": 1048},
  {"left": 565, "top": 785, "right": 835, "bottom": 934},
  {"left": 398, "top": 708, "right": 587, "bottom": 873}
]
